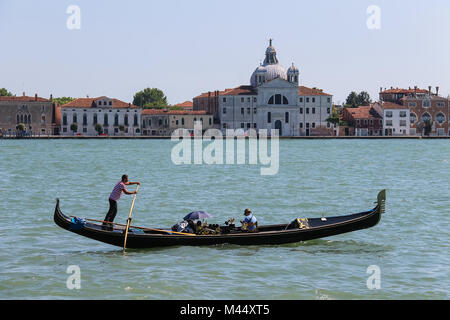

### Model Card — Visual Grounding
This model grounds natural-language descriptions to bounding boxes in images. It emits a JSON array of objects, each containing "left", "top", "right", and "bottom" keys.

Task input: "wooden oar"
[{"left": 123, "top": 185, "right": 139, "bottom": 252}]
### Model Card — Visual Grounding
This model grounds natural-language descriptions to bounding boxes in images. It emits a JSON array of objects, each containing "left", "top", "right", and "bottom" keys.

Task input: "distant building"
[
  {"left": 372, "top": 102, "right": 410, "bottom": 136},
  {"left": 141, "top": 109, "right": 213, "bottom": 136},
  {"left": 175, "top": 101, "right": 193, "bottom": 111},
  {"left": 0, "top": 93, "right": 58, "bottom": 136},
  {"left": 341, "top": 106, "right": 383, "bottom": 136},
  {"left": 381, "top": 86, "right": 449, "bottom": 136},
  {"left": 60, "top": 96, "right": 141, "bottom": 136},
  {"left": 193, "top": 40, "right": 335, "bottom": 136}
]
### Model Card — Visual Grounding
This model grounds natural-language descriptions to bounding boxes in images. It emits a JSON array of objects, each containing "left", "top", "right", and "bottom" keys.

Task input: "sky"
[{"left": 0, "top": 0, "right": 449, "bottom": 105}]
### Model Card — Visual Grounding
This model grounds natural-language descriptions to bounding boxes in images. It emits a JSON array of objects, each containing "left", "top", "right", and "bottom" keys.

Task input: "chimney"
[
  {"left": 50, "top": 94, "right": 53, "bottom": 101},
  {"left": 34, "top": 93, "right": 37, "bottom": 101},
  {"left": 23, "top": 92, "right": 25, "bottom": 96},
  {"left": 436, "top": 86, "right": 439, "bottom": 96},
  {"left": 428, "top": 86, "right": 432, "bottom": 94},
  {"left": 380, "top": 87, "right": 383, "bottom": 93}
]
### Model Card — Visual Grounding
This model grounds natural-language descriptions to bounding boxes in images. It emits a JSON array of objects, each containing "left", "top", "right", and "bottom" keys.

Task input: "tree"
[
  {"left": 119, "top": 124, "right": 126, "bottom": 134},
  {"left": 345, "top": 91, "right": 372, "bottom": 107},
  {"left": 53, "top": 97, "right": 75, "bottom": 106},
  {"left": 0, "top": 88, "right": 13, "bottom": 96},
  {"left": 94, "top": 123, "right": 103, "bottom": 135},
  {"left": 70, "top": 122, "right": 78, "bottom": 135},
  {"left": 133, "top": 88, "right": 168, "bottom": 109}
]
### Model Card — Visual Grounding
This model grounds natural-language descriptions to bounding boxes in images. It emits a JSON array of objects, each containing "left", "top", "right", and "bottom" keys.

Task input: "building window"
[
  {"left": 247, "top": 108, "right": 250, "bottom": 114},
  {"left": 386, "top": 120, "right": 393, "bottom": 126},
  {"left": 134, "top": 114, "right": 138, "bottom": 126},
  {"left": 98, "top": 101, "right": 102, "bottom": 106},
  {"left": 223, "top": 98, "right": 227, "bottom": 103},
  {"left": 93, "top": 114, "right": 97, "bottom": 125},
  {"left": 300, "top": 108, "right": 303, "bottom": 114},
  {"left": 114, "top": 114, "right": 119, "bottom": 126},
  {"left": 436, "top": 113, "right": 445, "bottom": 124},
  {"left": 83, "top": 127, "right": 87, "bottom": 133},
  {"left": 312, "top": 98, "right": 315, "bottom": 103},
  {"left": 223, "top": 107, "right": 226, "bottom": 114},
  {"left": 410, "top": 113, "right": 417, "bottom": 123},
  {"left": 181, "top": 118, "right": 184, "bottom": 125},
  {"left": 399, "top": 111, "right": 407, "bottom": 118},
  {"left": 422, "top": 112, "right": 431, "bottom": 122},
  {"left": 241, "top": 108, "right": 244, "bottom": 115},
  {"left": 400, "top": 120, "right": 407, "bottom": 127},
  {"left": 312, "top": 123, "right": 316, "bottom": 128},
  {"left": 73, "top": 114, "right": 77, "bottom": 123},
  {"left": 268, "top": 94, "right": 288, "bottom": 105},
  {"left": 124, "top": 115, "right": 129, "bottom": 126},
  {"left": 253, "top": 97, "right": 257, "bottom": 102},
  {"left": 104, "top": 114, "right": 108, "bottom": 126},
  {"left": 306, "top": 108, "right": 309, "bottom": 114},
  {"left": 327, "top": 108, "right": 330, "bottom": 114},
  {"left": 327, "top": 98, "right": 331, "bottom": 103},
  {"left": 83, "top": 114, "right": 87, "bottom": 126},
  {"left": 267, "top": 112, "right": 271, "bottom": 123},
  {"left": 386, "top": 111, "right": 393, "bottom": 118},
  {"left": 300, "top": 123, "right": 303, "bottom": 128},
  {"left": 408, "top": 102, "right": 417, "bottom": 107},
  {"left": 300, "top": 97, "right": 303, "bottom": 103},
  {"left": 241, "top": 97, "right": 244, "bottom": 103},
  {"left": 63, "top": 114, "right": 67, "bottom": 126},
  {"left": 285, "top": 112, "right": 289, "bottom": 123},
  {"left": 253, "top": 108, "right": 257, "bottom": 114},
  {"left": 312, "top": 108, "right": 316, "bottom": 114},
  {"left": 109, "top": 101, "right": 112, "bottom": 106},
  {"left": 241, "top": 123, "right": 244, "bottom": 128},
  {"left": 209, "top": 118, "right": 212, "bottom": 125},
  {"left": 422, "top": 100, "right": 431, "bottom": 108},
  {"left": 306, "top": 98, "right": 310, "bottom": 103}
]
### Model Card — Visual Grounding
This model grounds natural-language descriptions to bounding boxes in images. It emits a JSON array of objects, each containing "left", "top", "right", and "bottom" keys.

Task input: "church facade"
[{"left": 193, "top": 40, "right": 336, "bottom": 136}]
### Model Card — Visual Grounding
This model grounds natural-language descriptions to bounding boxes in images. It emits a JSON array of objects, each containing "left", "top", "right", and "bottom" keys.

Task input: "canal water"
[{"left": 0, "top": 139, "right": 448, "bottom": 299}]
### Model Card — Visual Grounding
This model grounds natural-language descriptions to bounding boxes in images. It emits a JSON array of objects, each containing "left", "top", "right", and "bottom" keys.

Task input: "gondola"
[{"left": 54, "top": 190, "right": 386, "bottom": 249}]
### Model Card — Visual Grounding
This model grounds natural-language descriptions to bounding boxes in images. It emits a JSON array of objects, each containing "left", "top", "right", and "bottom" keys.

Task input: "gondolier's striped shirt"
[{"left": 109, "top": 181, "right": 125, "bottom": 201}]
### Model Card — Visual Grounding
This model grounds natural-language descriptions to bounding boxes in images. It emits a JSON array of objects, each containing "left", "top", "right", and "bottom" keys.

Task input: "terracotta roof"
[
  {"left": 142, "top": 109, "right": 208, "bottom": 115},
  {"left": 61, "top": 97, "right": 138, "bottom": 109},
  {"left": 194, "top": 85, "right": 331, "bottom": 99},
  {"left": 298, "top": 86, "right": 332, "bottom": 96},
  {"left": 377, "top": 102, "right": 407, "bottom": 110},
  {"left": 381, "top": 88, "right": 428, "bottom": 94},
  {"left": 0, "top": 95, "right": 51, "bottom": 102},
  {"left": 175, "top": 101, "right": 193, "bottom": 108},
  {"left": 345, "top": 106, "right": 381, "bottom": 119}
]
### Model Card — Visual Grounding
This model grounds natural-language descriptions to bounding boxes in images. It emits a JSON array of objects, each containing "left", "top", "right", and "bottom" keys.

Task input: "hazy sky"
[{"left": 1, "top": 0, "right": 449, "bottom": 105}]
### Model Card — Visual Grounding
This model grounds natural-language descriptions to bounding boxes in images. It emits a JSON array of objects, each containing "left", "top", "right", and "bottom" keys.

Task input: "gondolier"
[{"left": 102, "top": 175, "right": 140, "bottom": 230}]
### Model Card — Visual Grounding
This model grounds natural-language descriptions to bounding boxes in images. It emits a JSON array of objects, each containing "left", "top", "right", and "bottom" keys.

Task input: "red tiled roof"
[
  {"left": 142, "top": 109, "right": 208, "bottom": 115},
  {"left": 345, "top": 106, "right": 381, "bottom": 119},
  {"left": 377, "top": 102, "right": 406, "bottom": 110},
  {"left": 175, "top": 101, "right": 193, "bottom": 108},
  {"left": 381, "top": 88, "right": 428, "bottom": 94},
  {"left": 0, "top": 95, "right": 51, "bottom": 102},
  {"left": 61, "top": 97, "right": 138, "bottom": 109},
  {"left": 194, "top": 85, "right": 331, "bottom": 99},
  {"left": 298, "top": 86, "right": 332, "bottom": 96}
]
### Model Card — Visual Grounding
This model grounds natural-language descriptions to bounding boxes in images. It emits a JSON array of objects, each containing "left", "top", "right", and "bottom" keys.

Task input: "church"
[{"left": 193, "top": 40, "right": 336, "bottom": 136}]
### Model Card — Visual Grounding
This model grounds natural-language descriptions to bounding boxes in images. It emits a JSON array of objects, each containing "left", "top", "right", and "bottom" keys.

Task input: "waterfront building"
[
  {"left": 60, "top": 97, "right": 141, "bottom": 136},
  {"left": 341, "top": 106, "right": 383, "bottom": 136},
  {"left": 372, "top": 102, "right": 410, "bottom": 136},
  {"left": 380, "top": 86, "right": 449, "bottom": 136},
  {"left": 0, "top": 93, "right": 58, "bottom": 136},
  {"left": 141, "top": 109, "right": 213, "bottom": 136},
  {"left": 193, "top": 40, "right": 335, "bottom": 136},
  {"left": 175, "top": 101, "right": 194, "bottom": 111}
]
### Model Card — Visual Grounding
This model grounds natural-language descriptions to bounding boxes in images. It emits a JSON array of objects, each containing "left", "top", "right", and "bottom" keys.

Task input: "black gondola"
[{"left": 54, "top": 190, "right": 386, "bottom": 249}]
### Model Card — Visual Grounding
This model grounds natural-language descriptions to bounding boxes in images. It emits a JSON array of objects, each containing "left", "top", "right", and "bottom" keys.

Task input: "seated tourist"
[{"left": 240, "top": 208, "right": 258, "bottom": 232}]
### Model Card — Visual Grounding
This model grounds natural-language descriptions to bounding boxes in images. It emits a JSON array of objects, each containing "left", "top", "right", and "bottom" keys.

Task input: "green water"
[{"left": 0, "top": 139, "right": 448, "bottom": 299}]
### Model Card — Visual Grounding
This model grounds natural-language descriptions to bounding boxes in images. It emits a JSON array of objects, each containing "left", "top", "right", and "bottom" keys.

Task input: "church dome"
[
  {"left": 250, "top": 40, "right": 287, "bottom": 87},
  {"left": 287, "top": 63, "right": 299, "bottom": 74}
]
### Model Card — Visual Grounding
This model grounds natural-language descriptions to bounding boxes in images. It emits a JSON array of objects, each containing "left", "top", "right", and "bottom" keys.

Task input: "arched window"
[
  {"left": 114, "top": 114, "right": 119, "bottom": 126},
  {"left": 17, "top": 114, "right": 20, "bottom": 124},
  {"left": 134, "top": 114, "right": 138, "bottom": 126},
  {"left": 20, "top": 114, "right": 24, "bottom": 123},
  {"left": 410, "top": 113, "right": 417, "bottom": 124},
  {"left": 104, "top": 114, "right": 108, "bottom": 126},
  {"left": 124, "top": 115, "right": 129, "bottom": 126},
  {"left": 421, "top": 112, "right": 431, "bottom": 122},
  {"left": 83, "top": 114, "right": 87, "bottom": 126},
  {"left": 28, "top": 115, "right": 31, "bottom": 124},
  {"left": 268, "top": 94, "right": 289, "bottom": 105},
  {"left": 63, "top": 113, "right": 67, "bottom": 125},
  {"left": 73, "top": 114, "right": 77, "bottom": 124},
  {"left": 93, "top": 113, "right": 97, "bottom": 125},
  {"left": 436, "top": 113, "right": 445, "bottom": 124}
]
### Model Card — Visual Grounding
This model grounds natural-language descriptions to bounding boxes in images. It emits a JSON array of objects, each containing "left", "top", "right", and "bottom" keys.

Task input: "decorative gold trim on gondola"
[{"left": 297, "top": 218, "right": 310, "bottom": 229}]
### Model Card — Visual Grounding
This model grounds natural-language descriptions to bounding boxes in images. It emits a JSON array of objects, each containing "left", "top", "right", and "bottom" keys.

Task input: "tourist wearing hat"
[{"left": 241, "top": 208, "right": 258, "bottom": 232}]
